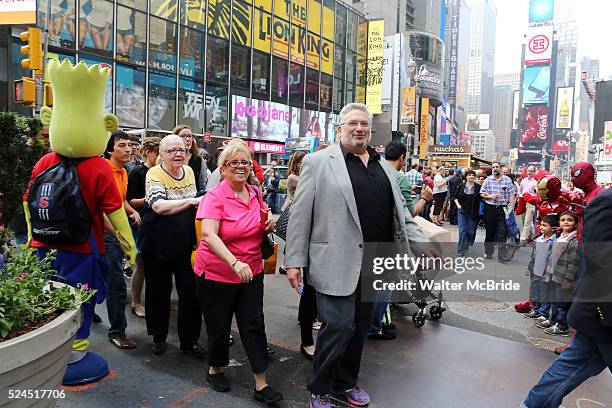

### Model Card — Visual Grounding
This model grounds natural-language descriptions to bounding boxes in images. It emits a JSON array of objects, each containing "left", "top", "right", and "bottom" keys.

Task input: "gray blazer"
[{"left": 284, "top": 144, "right": 429, "bottom": 296}]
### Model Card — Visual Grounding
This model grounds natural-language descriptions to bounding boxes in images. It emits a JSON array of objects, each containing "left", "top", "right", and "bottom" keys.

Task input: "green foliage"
[
  {"left": 279, "top": 181, "right": 287, "bottom": 194},
  {"left": 0, "top": 246, "right": 94, "bottom": 340},
  {"left": 0, "top": 113, "right": 44, "bottom": 243}
]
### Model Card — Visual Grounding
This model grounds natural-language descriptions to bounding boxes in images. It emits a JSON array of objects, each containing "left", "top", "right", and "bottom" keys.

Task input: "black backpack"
[{"left": 27, "top": 157, "right": 91, "bottom": 244}]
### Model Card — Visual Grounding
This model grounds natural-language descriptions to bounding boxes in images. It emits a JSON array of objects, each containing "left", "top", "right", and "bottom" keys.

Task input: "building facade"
[
  {"left": 5, "top": 0, "right": 367, "bottom": 160},
  {"left": 466, "top": 0, "right": 495, "bottom": 116},
  {"left": 490, "top": 72, "right": 519, "bottom": 156},
  {"left": 469, "top": 129, "right": 494, "bottom": 160}
]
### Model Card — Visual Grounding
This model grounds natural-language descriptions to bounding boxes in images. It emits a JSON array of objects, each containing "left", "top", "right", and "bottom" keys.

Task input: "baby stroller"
[{"left": 499, "top": 208, "right": 521, "bottom": 263}]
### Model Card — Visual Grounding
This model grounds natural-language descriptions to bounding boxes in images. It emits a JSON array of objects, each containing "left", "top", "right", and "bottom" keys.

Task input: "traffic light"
[
  {"left": 14, "top": 77, "right": 36, "bottom": 106},
  {"left": 19, "top": 27, "right": 43, "bottom": 72},
  {"left": 43, "top": 81, "right": 53, "bottom": 107}
]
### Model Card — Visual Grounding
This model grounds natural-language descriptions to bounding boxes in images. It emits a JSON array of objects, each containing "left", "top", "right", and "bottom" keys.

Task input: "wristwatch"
[{"left": 231, "top": 259, "right": 239, "bottom": 272}]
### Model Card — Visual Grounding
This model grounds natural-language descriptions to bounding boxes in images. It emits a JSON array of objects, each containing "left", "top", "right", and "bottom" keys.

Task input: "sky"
[{"left": 492, "top": 0, "right": 612, "bottom": 78}]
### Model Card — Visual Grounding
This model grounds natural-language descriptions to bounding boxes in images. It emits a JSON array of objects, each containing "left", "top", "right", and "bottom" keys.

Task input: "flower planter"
[{"left": 0, "top": 288, "right": 81, "bottom": 408}]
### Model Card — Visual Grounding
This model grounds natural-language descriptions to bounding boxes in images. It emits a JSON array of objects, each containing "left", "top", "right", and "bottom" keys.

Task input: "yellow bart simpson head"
[{"left": 40, "top": 60, "right": 118, "bottom": 158}]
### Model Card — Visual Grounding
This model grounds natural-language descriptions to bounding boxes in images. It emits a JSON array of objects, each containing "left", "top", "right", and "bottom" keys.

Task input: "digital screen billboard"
[
  {"left": 525, "top": 26, "right": 553, "bottom": 65},
  {"left": 466, "top": 114, "right": 490, "bottom": 131},
  {"left": 523, "top": 65, "right": 550, "bottom": 104},
  {"left": 555, "top": 86, "right": 575, "bottom": 129},
  {"left": 520, "top": 105, "right": 549, "bottom": 149},
  {"left": 529, "top": 0, "right": 554, "bottom": 23}
]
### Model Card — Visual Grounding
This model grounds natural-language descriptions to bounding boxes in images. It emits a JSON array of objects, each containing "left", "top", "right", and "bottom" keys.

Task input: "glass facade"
[{"left": 23, "top": 0, "right": 364, "bottom": 140}]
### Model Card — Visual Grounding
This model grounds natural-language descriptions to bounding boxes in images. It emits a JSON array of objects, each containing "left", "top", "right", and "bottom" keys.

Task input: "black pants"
[
  {"left": 307, "top": 282, "right": 374, "bottom": 396},
  {"left": 196, "top": 273, "right": 268, "bottom": 374},
  {"left": 299, "top": 281, "right": 318, "bottom": 347},
  {"left": 449, "top": 199, "right": 458, "bottom": 225},
  {"left": 483, "top": 204, "right": 508, "bottom": 260},
  {"left": 142, "top": 253, "right": 202, "bottom": 347}
]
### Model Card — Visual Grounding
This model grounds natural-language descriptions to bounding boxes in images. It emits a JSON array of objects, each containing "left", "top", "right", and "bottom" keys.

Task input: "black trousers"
[
  {"left": 142, "top": 253, "right": 202, "bottom": 347},
  {"left": 196, "top": 273, "right": 268, "bottom": 374},
  {"left": 307, "top": 282, "right": 374, "bottom": 396},
  {"left": 483, "top": 204, "right": 508, "bottom": 260},
  {"left": 299, "top": 281, "right": 318, "bottom": 347}
]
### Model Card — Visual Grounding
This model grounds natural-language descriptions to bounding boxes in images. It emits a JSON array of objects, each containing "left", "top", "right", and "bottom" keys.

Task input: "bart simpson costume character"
[{"left": 23, "top": 60, "right": 137, "bottom": 385}]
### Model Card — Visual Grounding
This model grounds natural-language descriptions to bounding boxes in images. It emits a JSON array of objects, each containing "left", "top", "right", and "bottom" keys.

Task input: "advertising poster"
[
  {"left": 529, "top": 0, "right": 554, "bottom": 24},
  {"left": 555, "top": 86, "right": 574, "bottom": 129},
  {"left": 231, "top": 95, "right": 291, "bottom": 143},
  {"left": 466, "top": 114, "right": 490, "bottom": 131},
  {"left": 512, "top": 90, "right": 521, "bottom": 130},
  {"left": 604, "top": 121, "right": 612, "bottom": 161},
  {"left": 419, "top": 98, "right": 430, "bottom": 159},
  {"left": 525, "top": 26, "right": 553, "bottom": 65},
  {"left": 400, "top": 87, "right": 416, "bottom": 125},
  {"left": 552, "top": 130, "right": 569, "bottom": 154},
  {"left": 365, "top": 19, "right": 385, "bottom": 114},
  {"left": 523, "top": 65, "right": 550, "bottom": 104},
  {"left": 0, "top": 0, "right": 36, "bottom": 24},
  {"left": 520, "top": 105, "right": 549, "bottom": 148}
]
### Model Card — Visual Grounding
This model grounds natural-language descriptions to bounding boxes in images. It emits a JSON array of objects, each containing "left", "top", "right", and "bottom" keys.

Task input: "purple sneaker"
[
  {"left": 310, "top": 394, "right": 332, "bottom": 408},
  {"left": 332, "top": 386, "right": 370, "bottom": 407}
]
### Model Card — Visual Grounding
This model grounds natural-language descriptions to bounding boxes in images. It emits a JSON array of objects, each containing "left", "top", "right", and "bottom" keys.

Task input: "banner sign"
[
  {"left": 448, "top": 0, "right": 460, "bottom": 99},
  {"left": 419, "top": 98, "right": 430, "bottom": 159},
  {"left": 0, "top": 0, "right": 36, "bottom": 24},
  {"left": 525, "top": 26, "right": 553, "bottom": 65},
  {"left": 523, "top": 65, "right": 551, "bottom": 104},
  {"left": 555, "top": 86, "right": 574, "bottom": 129},
  {"left": 428, "top": 145, "right": 471, "bottom": 154},
  {"left": 604, "top": 121, "right": 612, "bottom": 161},
  {"left": 382, "top": 36, "right": 394, "bottom": 105},
  {"left": 248, "top": 140, "right": 285, "bottom": 154},
  {"left": 512, "top": 90, "right": 521, "bottom": 130},
  {"left": 520, "top": 105, "right": 549, "bottom": 148},
  {"left": 400, "top": 87, "right": 416, "bottom": 125},
  {"left": 365, "top": 19, "right": 385, "bottom": 114}
]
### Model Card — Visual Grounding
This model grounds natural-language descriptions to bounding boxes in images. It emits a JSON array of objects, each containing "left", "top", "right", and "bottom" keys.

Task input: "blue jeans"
[
  {"left": 529, "top": 273, "right": 543, "bottom": 311},
  {"left": 457, "top": 209, "right": 477, "bottom": 254},
  {"left": 368, "top": 289, "right": 392, "bottom": 335},
  {"left": 102, "top": 234, "right": 128, "bottom": 339},
  {"left": 523, "top": 332, "right": 612, "bottom": 408}
]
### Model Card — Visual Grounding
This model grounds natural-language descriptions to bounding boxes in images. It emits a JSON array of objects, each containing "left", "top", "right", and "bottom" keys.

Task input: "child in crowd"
[
  {"left": 536, "top": 211, "right": 580, "bottom": 336},
  {"left": 524, "top": 215, "right": 558, "bottom": 320}
]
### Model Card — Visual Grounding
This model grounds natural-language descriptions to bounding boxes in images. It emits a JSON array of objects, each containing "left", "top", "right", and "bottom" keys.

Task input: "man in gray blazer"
[{"left": 285, "top": 103, "right": 430, "bottom": 408}]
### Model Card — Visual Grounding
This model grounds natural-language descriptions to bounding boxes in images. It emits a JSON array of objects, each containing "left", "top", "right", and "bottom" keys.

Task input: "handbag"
[
  {"left": 273, "top": 201, "right": 291, "bottom": 241},
  {"left": 250, "top": 185, "right": 276, "bottom": 260}
]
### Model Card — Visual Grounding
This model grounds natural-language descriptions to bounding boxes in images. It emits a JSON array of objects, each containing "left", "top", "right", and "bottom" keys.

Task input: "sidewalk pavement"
[{"left": 59, "top": 273, "right": 612, "bottom": 408}]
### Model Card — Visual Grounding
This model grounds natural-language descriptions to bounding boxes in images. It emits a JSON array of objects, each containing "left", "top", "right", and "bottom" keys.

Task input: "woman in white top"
[
  {"left": 86, "top": 0, "right": 113, "bottom": 51},
  {"left": 432, "top": 167, "right": 447, "bottom": 226},
  {"left": 116, "top": 4, "right": 135, "bottom": 60}
]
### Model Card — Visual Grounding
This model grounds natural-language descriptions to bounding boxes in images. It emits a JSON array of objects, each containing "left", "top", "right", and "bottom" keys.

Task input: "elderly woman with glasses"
[
  {"left": 138, "top": 135, "right": 206, "bottom": 358},
  {"left": 193, "top": 139, "right": 282, "bottom": 404},
  {"left": 172, "top": 124, "right": 208, "bottom": 195}
]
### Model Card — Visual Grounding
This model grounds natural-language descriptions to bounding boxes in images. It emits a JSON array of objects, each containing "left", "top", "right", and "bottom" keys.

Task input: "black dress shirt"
[{"left": 341, "top": 144, "right": 394, "bottom": 243}]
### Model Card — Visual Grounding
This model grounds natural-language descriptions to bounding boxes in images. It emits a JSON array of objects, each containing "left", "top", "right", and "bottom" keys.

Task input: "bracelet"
[{"left": 231, "top": 259, "right": 239, "bottom": 272}]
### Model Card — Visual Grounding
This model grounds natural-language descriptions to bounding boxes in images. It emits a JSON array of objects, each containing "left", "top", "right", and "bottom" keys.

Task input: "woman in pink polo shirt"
[{"left": 194, "top": 139, "right": 282, "bottom": 404}]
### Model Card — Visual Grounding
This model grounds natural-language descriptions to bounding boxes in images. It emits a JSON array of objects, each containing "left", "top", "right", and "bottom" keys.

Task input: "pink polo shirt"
[{"left": 194, "top": 180, "right": 264, "bottom": 283}]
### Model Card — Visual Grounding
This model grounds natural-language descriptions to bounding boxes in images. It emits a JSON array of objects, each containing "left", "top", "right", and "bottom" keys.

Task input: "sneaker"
[
  {"left": 332, "top": 386, "right": 371, "bottom": 407},
  {"left": 151, "top": 341, "right": 166, "bottom": 355},
  {"left": 535, "top": 315, "right": 548, "bottom": 322},
  {"left": 310, "top": 394, "right": 332, "bottom": 408},
  {"left": 544, "top": 324, "right": 569, "bottom": 336},
  {"left": 253, "top": 385, "right": 283, "bottom": 404},
  {"left": 536, "top": 319, "right": 552, "bottom": 329},
  {"left": 524, "top": 310, "right": 539, "bottom": 319},
  {"left": 207, "top": 372, "right": 231, "bottom": 392},
  {"left": 180, "top": 342, "right": 207, "bottom": 359}
]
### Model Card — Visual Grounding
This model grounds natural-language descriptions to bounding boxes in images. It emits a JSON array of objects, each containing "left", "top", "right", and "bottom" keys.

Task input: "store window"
[
  {"left": 345, "top": 50, "right": 356, "bottom": 83},
  {"left": 320, "top": 72, "right": 332, "bottom": 110},
  {"left": 306, "top": 68, "right": 319, "bottom": 108},
  {"left": 151, "top": 0, "right": 177, "bottom": 21},
  {"left": 204, "top": 83, "right": 228, "bottom": 137},
  {"left": 79, "top": 0, "right": 114, "bottom": 57},
  {"left": 79, "top": 54, "right": 113, "bottom": 112},
  {"left": 38, "top": 0, "right": 76, "bottom": 49},
  {"left": 252, "top": 50, "right": 270, "bottom": 96},
  {"left": 178, "top": 77, "right": 204, "bottom": 130},
  {"left": 179, "top": 26, "right": 204, "bottom": 79},
  {"left": 206, "top": 35, "right": 229, "bottom": 85},
  {"left": 149, "top": 17, "right": 177, "bottom": 73},
  {"left": 180, "top": 0, "right": 206, "bottom": 30},
  {"left": 232, "top": 1, "right": 252, "bottom": 46},
  {"left": 333, "top": 77, "right": 344, "bottom": 111},
  {"left": 208, "top": 0, "right": 231, "bottom": 39},
  {"left": 116, "top": 6, "right": 146, "bottom": 66},
  {"left": 289, "top": 62, "right": 305, "bottom": 103},
  {"left": 347, "top": 11, "right": 358, "bottom": 51},
  {"left": 334, "top": 46, "right": 344, "bottom": 79},
  {"left": 117, "top": 0, "right": 147, "bottom": 12},
  {"left": 231, "top": 44, "right": 251, "bottom": 90},
  {"left": 345, "top": 82, "right": 354, "bottom": 104},
  {"left": 271, "top": 56, "right": 288, "bottom": 102},
  {"left": 116, "top": 64, "right": 146, "bottom": 128},
  {"left": 335, "top": 4, "right": 346, "bottom": 46},
  {"left": 148, "top": 70, "right": 177, "bottom": 131}
]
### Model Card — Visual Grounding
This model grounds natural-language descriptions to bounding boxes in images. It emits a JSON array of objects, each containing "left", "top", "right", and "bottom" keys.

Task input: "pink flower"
[{"left": 16, "top": 273, "right": 28, "bottom": 281}]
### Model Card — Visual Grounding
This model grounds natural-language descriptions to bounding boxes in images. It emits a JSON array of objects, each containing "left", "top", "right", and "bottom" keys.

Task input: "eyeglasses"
[
  {"left": 341, "top": 121, "right": 370, "bottom": 129},
  {"left": 226, "top": 160, "right": 252, "bottom": 168},
  {"left": 179, "top": 134, "right": 193, "bottom": 139},
  {"left": 164, "top": 148, "right": 187, "bottom": 155}
]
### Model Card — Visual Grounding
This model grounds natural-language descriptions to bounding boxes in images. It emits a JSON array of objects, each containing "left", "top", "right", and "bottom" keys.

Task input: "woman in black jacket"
[{"left": 451, "top": 169, "right": 481, "bottom": 256}]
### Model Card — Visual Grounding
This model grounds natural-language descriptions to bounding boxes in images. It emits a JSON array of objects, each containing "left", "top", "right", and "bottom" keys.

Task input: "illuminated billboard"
[
  {"left": 523, "top": 65, "right": 550, "bottom": 104},
  {"left": 555, "top": 86, "right": 574, "bottom": 129},
  {"left": 520, "top": 105, "right": 549, "bottom": 148},
  {"left": 466, "top": 114, "right": 490, "bottom": 131},
  {"left": 0, "top": 0, "right": 36, "bottom": 24},
  {"left": 529, "top": 0, "right": 554, "bottom": 23},
  {"left": 525, "top": 26, "right": 553, "bottom": 65}
]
